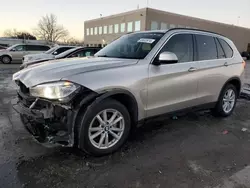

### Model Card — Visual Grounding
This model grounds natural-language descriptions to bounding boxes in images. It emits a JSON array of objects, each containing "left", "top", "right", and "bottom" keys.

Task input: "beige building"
[{"left": 84, "top": 7, "right": 250, "bottom": 52}]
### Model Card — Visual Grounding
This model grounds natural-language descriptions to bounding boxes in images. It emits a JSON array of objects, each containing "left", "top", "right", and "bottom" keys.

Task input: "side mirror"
[{"left": 153, "top": 51, "right": 178, "bottom": 65}]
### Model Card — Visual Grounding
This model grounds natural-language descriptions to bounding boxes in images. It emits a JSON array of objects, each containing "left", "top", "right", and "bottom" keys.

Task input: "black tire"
[
  {"left": 1, "top": 55, "right": 11, "bottom": 64},
  {"left": 212, "top": 84, "right": 237, "bottom": 117},
  {"left": 77, "top": 99, "right": 131, "bottom": 156}
]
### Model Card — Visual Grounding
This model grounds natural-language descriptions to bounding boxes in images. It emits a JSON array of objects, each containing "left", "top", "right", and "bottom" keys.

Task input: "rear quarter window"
[{"left": 218, "top": 38, "right": 233, "bottom": 58}]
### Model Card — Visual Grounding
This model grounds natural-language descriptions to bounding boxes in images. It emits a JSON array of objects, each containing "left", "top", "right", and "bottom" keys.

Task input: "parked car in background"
[
  {"left": 20, "top": 47, "right": 101, "bottom": 69},
  {"left": 13, "top": 29, "right": 245, "bottom": 156},
  {"left": 0, "top": 45, "right": 7, "bottom": 50},
  {"left": 0, "top": 44, "right": 50, "bottom": 64},
  {"left": 241, "top": 51, "right": 250, "bottom": 60},
  {"left": 22, "top": 46, "right": 75, "bottom": 63}
]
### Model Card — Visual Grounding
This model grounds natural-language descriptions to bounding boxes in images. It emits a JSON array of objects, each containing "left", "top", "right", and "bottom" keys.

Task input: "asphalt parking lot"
[{"left": 1, "top": 62, "right": 250, "bottom": 188}]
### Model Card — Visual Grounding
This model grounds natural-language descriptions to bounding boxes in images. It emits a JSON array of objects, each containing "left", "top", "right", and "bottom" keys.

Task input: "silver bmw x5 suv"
[{"left": 12, "top": 28, "right": 246, "bottom": 156}]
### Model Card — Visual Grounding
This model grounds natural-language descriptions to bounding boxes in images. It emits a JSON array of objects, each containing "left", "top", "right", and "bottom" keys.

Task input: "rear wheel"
[
  {"left": 1, "top": 55, "right": 11, "bottom": 64},
  {"left": 212, "top": 84, "right": 237, "bottom": 117},
  {"left": 78, "top": 99, "right": 131, "bottom": 156}
]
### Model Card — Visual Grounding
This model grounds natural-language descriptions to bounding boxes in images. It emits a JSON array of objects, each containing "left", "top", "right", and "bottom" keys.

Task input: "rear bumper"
[{"left": 12, "top": 97, "right": 75, "bottom": 147}]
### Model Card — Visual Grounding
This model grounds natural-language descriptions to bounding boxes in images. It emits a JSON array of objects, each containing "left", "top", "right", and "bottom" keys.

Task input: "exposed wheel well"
[
  {"left": 73, "top": 91, "right": 138, "bottom": 147},
  {"left": 109, "top": 93, "right": 138, "bottom": 127},
  {"left": 227, "top": 78, "right": 241, "bottom": 96}
]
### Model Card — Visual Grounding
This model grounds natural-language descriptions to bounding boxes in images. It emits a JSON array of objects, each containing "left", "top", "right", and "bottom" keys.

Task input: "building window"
[
  {"left": 127, "top": 22, "right": 133, "bottom": 32},
  {"left": 169, "top": 24, "right": 175, "bottom": 29},
  {"left": 109, "top": 25, "right": 113, "bottom": 34},
  {"left": 160, "top": 22, "right": 167, "bottom": 30},
  {"left": 94, "top": 27, "right": 98, "bottom": 35},
  {"left": 86, "top": 28, "right": 89, "bottom": 36},
  {"left": 120, "top": 23, "right": 125, "bottom": 32},
  {"left": 90, "top": 28, "right": 93, "bottom": 35},
  {"left": 99, "top": 26, "right": 102, "bottom": 35},
  {"left": 151, "top": 21, "right": 158, "bottom": 30},
  {"left": 103, "top": 26, "right": 108, "bottom": 34},
  {"left": 134, "top": 21, "right": 141, "bottom": 31},
  {"left": 114, "top": 24, "right": 119, "bottom": 33}
]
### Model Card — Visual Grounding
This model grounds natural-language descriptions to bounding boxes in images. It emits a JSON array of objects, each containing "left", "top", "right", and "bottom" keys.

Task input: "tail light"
[{"left": 243, "top": 60, "right": 246, "bottom": 69}]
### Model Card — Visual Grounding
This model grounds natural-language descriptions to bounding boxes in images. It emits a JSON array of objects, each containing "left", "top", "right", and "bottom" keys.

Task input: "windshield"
[
  {"left": 44, "top": 46, "right": 57, "bottom": 54},
  {"left": 95, "top": 32, "right": 164, "bottom": 59},
  {"left": 55, "top": 47, "right": 80, "bottom": 58}
]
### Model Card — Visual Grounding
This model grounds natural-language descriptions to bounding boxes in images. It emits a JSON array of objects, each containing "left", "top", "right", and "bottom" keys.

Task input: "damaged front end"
[{"left": 12, "top": 80, "right": 96, "bottom": 147}]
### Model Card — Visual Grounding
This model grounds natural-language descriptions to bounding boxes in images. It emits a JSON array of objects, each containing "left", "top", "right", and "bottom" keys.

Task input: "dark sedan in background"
[{"left": 20, "top": 47, "right": 101, "bottom": 70}]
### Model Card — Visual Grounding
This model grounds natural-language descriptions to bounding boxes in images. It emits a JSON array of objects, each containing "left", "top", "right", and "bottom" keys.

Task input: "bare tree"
[
  {"left": 61, "top": 36, "right": 83, "bottom": 46},
  {"left": 4, "top": 29, "right": 37, "bottom": 40},
  {"left": 3, "top": 29, "right": 18, "bottom": 37},
  {"left": 34, "top": 14, "right": 69, "bottom": 42}
]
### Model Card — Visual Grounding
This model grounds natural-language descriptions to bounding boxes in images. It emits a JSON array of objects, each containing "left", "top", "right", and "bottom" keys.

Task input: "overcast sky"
[{"left": 1, "top": 0, "right": 250, "bottom": 40}]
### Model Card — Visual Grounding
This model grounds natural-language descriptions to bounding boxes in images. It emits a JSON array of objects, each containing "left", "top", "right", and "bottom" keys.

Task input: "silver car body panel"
[
  {"left": 13, "top": 29, "right": 245, "bottom": 121},
  {"left": 0, "top": 44, "right": 49, "bottom": 61}
]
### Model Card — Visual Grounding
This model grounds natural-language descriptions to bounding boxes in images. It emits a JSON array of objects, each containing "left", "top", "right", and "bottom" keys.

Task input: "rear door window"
[
  {"left": 215, "top": 38, "right": 226, "bottom": 59},
  {"left": 69, "top": 49, "right": 96, "bottom": 58},
  {"left": 26, "top": 45, "right": 37, "bottom": 51},
  {"left": 218, "top": 38, "right": 233, "bottom": 58},
  {"left": 39, "top": 46, "right": 50, "bottom": 51},
  {"left": 53, "top": 47, "right": 73, "bottom": 55},
  {"left": 195, "top": 34, "right": 217, "bottom": 61}
]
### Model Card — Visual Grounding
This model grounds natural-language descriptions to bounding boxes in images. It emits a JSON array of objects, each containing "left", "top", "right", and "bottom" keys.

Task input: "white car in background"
[
  {"left": 22, "top": 46, "right": 75, "bottom": 63},
  {"left": 0, "top": 44, "right": 50, "bottom": 64}
]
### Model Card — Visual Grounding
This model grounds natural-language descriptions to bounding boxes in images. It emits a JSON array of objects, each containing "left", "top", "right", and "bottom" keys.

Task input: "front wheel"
[
  {"left": 78, "top": 99, "right": 131, "bottom": 156},
  {"left": 1, "top": 55, "right": 11, "bottom": 64},
  {"left": 212, "top": 84, "right": 237, "bottom": 117}
]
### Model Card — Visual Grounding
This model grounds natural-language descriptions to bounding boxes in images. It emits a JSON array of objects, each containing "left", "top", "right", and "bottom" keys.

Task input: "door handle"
[
  {"left": 224, "top": 62, "right": 229, "bottom": 67},
  {"left": 188, "top": 67, "right": 197, "bottom": 72}
]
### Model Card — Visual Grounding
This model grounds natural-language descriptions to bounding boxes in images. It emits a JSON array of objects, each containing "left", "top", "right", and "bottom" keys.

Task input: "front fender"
[{"left": 0, "top": 53, "right": 12, "bottom": 59}]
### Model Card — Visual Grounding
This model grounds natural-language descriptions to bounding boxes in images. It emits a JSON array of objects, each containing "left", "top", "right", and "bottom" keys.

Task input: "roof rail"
[{"left": 166, "top": 28, "right": 225, "bottom": 37}]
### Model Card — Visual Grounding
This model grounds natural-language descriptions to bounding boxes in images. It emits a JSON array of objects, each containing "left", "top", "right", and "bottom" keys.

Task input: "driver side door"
[{"left": 147, "top": 33, "right": 200, "bottom": 117}]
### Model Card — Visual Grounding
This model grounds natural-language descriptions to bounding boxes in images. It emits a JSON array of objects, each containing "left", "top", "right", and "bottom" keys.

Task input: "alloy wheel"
[
  {"left": 88, "top": 109, "right": 125, "bottom": 149},
  {"left": 222, "top": 88, "right": 236, "bottom": 113}
]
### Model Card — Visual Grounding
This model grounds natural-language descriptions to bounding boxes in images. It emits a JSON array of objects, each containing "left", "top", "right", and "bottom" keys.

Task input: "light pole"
[{"left": 237, "top": 16, "right": 240, "bottom": 26}]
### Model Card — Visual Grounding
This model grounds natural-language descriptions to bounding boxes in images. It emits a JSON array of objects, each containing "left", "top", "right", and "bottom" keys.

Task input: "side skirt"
[{"left": 137, "top": 102, "right": 217, "bottom": 127}]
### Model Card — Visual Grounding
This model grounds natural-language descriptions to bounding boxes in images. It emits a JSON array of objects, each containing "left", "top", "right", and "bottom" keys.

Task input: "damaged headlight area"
[{"left": 30, "top": 81, "right": 80, "bottom": 101}]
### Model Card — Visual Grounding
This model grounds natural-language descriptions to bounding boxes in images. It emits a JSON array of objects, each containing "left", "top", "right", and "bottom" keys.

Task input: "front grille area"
[
  {"left": 18, "top": 81, "right": 29, "bottom": 94},
  {"left": 18, "top": 92, "right": 48, "bottom": 110}
]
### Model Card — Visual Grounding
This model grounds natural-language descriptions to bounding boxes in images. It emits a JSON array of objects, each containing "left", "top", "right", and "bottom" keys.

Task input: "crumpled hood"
[{"left": 13, "top": 57, "right": 138, "bottom": 88}]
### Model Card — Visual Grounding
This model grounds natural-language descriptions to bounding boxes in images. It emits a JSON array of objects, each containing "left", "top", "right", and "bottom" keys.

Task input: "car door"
[
  {"left": 147, "top": 33, "right": 200, "bottom": 117},
  {"left": 11, "top": 45, "right": 26, "bottom": 61},
  {"left": 194, "top": 34, "right": 231, "bottom": 104}
]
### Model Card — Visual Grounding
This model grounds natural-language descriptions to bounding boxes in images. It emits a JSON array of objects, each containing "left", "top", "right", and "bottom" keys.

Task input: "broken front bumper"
[{"left": 12, "top": 95, "right": 75, "bottom": 147}]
